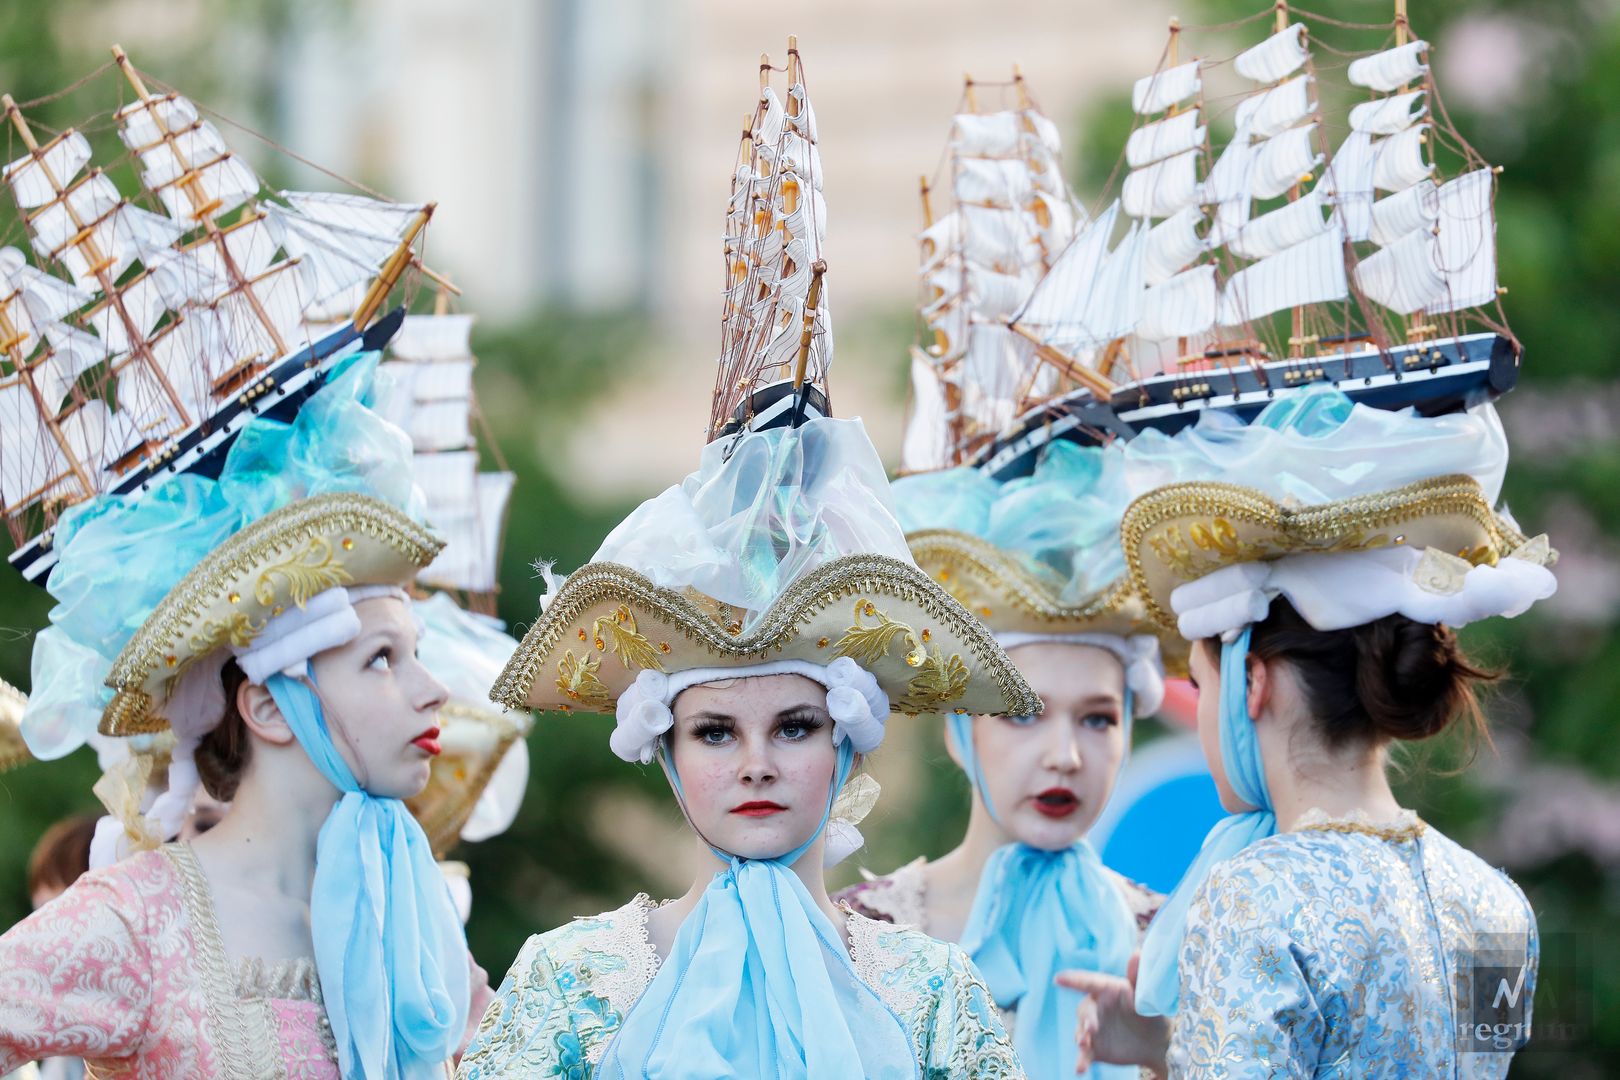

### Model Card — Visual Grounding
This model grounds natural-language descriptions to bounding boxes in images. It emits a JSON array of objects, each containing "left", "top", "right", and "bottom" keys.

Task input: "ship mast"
[
  {"left": 0, "top": 291, "right": 93, "bottom": 500},
  {"left": 1, "top": 95, "right": 193, "bottom": 428},
  {"left": 111, "top": 46, "right": 288, "bottom": 369}
]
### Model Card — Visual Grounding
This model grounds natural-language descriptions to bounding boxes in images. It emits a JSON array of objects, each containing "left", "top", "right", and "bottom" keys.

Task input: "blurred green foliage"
[{"left": 1, "top": 1, "right": 1616, "bottom": 1072}]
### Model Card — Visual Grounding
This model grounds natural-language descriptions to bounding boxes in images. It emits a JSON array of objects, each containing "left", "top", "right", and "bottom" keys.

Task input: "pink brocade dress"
[{"left": 0, "top": 843, "right": 339, "bottom": 1079}]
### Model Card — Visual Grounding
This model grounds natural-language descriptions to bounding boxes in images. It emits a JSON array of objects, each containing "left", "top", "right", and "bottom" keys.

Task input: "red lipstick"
[
  {"left": 411, "top": 727, "right": 442, "bottom": 756},
  {"left": 1031, "top": 787, "right": 1080, "bottom": 818},
  {"left": 730, "top": 800, "right": 787, "bottom": 818}
]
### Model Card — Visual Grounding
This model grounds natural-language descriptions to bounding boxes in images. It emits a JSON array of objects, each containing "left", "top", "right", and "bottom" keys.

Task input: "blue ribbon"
[
  {"left": 266, "top": 674, "right": 471, "bottom": 1078},
  {"left": 598, "top": 738, "right": 916, "bottom": 1079},
  {"left": 1134, "top": 627, "right": 1276, "bottom": 1016},
  {"left": 947, "top": 710, "right": 1138, "bottom": 1079}
]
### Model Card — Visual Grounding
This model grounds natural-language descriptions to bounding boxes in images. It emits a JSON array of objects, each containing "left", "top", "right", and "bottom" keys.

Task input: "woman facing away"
[
  {"left": 457, "top": 411, "right": 1037, "bottom": 1078},
  {"left": 1058, "top": 388, "right": 1557, "bottom": 1078},
  {"left": 0, "top": 356, "right": 489, "bottom": 1079},
  {"left": 835, "top": 442, "right": 1167, "bottom": 1080}
]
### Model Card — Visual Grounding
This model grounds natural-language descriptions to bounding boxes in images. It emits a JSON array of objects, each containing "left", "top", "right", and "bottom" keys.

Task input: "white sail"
[
  {"left": 0, "top": 383, "right": 55, "bottom": 507},
  {"left": 1125, "top": 110, "right": 1205, "bottom": 168},
  {"left": 1349, "top": 90, "right": 1428, "bottom": 136},
  {"left": 951, "top": 112, "right": 1024, "bottom": 157},
  {"left": 1353, "top": 226, "right": 1443, "bottom": 313},
  {"left": 1218, "top": 222, "right": 1347, "bottom": 326},
  {"left": 959, "top": 204, "right": 1042, "bottom": 268},
  {"left": 1321, "top": 130, "right": 1377, "bottom": 241},
  {"left": 960, "top": 323, "right": 1039, "bottom": 435},
  {"left": 1132, "top": 61, "right": 1201, "bottom": 116},
  {"left": 391, "top": 313, "right": 475, "bottom": 362},
  {"left": 0, "top": 249, "right": 92, "bottom": 356},
  {"left": 1372, "top": 124, "right": 1433, "bottom": 193},
  {"left": 117, "top": 94, "right": 261, "bottom": 225},
  {"left": 213, "top": 263, "right": 307, "bottom": 366},
  {"left": 27, "top": 175, "right": 186, "bottom": 291},
  {"left": 1143, "top": 205, "right": 1206, "bottom": 285},
  {"left": 899, "top": 348, "right": 953, "bottom": 474},
  {"left": 1228, "top": 189, "right": 1329, "bottom": 260},
  {"left": 2, "top": 132, "right": 92, "bottom": 208},
  {"left": 954, "top": 158, "right": 1034, "bottom": 208},
  {"left": 1234, "top": 24, "right": 1310, "bottom": 84},
  {"left": 1348, "top": 41, "right": 1430, "bottom": 93},
  {"left": 264, "top": 202, "right": 402, "bottom": 307},
  {"left": 85, "top": 271, "right": 165, "bottom": 356},
  {"left": 1138, "top": 265, "right": 1218, "bottom": 341},
  {"left": 1024, "top": 111, "right": 1063, "bottom": 156},
  {"left": 419, "top": 470, "right": 514, "bottom": 594},
  {"left": 1051, "top": 221, "right": 1147, "bottom": 352},
  {"left": 1202, "top": 135, "right": 1256, "bottom": 246},
  {"left": 280, "top": 192, "right": 423, "bottom": 245},
  {"left": 1123, "top": 149, "right": 1201, "bottom": 219},
  {"left": 1429, "top": 168, "right": 1497, "bottom": 314},
  {"left": 1369, "top": 179, "right": 1438, "bottom": 248},
  {"left": 756, "top": 87, "right": 787, "bottom": 146},
  {"left": 1249, "top": 124, "right": 1322, "bottom": 201},
  {"left": 1234, "top": 75, "right": 1314, "bottom": 140},
  {"left": 1016, "top": 202, "right": 1120, "bottom": 329},
  {"left": 924, "top": 296, "right": 969, "bottom": 359},
  {"left": 930, "top": 265, "right": 1033, "bottom": 318}
]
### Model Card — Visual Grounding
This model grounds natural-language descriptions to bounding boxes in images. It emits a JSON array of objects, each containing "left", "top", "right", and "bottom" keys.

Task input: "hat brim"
[
  {"left": 407, "top": 702, "right": 531, "bottom": 859},
  {"left": 493, "top": 553, "right": 1041, "bottom": 718},
  {"left": 1121, "top": 474, "right": 1523, "bottom": 634},
  {"left": 103, "top": 493, "right": 442, "bottom": 737}
]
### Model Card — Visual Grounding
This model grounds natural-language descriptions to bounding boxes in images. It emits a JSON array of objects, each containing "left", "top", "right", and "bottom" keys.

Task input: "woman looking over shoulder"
[
  {"left": 836, "top": 442, "right": 1166, "bottom": 1080},
  {"left": 1, "top": 356, "right": 487, "bottom": 1079},
  {"left": 1061, "top": 389, "right": 1556, "bottom": 1079}
]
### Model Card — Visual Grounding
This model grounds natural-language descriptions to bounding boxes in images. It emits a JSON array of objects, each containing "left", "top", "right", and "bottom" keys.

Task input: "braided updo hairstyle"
[{"left": 1242, "top": 599, "right": 1497, "bottom": 750}]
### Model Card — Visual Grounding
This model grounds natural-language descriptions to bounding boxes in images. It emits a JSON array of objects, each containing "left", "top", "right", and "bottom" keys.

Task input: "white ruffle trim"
[{"left": 995, "top": 631, "right": 1166, "bottom": 718}]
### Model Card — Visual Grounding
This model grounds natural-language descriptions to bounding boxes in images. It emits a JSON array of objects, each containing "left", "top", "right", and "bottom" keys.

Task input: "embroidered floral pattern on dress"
[
  {"left": 456, "top": 898, "right": 1023, "bottom": 1078},
  {"left": 1169, "top": 821, "right": 1536, "bottom": 1079}
]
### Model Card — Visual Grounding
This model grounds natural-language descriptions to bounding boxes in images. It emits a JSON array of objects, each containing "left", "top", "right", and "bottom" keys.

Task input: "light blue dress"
[
  {"left": 1169, "top": 810, "right": 1537, "bottom": 1078},
  {"left": 456, "top": 895, "right": 1023, "bottom": 1078}
]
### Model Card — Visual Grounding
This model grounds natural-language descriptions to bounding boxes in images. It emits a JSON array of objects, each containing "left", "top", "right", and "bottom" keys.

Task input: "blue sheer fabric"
[
  {"left": 265, "top": 674, "right": 471, "bottom": 1079},
  {"left": 597, "top": 739, "right": 916, "bottom": 1079},
  {"left": 1134, "top": 628, "right": 1276, "bottom": 1016},
  {"left": 946, "top": 710, "right": 1138, "bottom": 1079}
]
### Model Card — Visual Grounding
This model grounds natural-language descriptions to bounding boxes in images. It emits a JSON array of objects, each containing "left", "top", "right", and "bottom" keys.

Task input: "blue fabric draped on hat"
[
  {"left": 945, "top": 710, "right": 1139, "bottom": 1079},
  {"left": 24, "top": 351, "right": 422, "bottom": 760},
  {"left": 892, "top": 440, "right": 1129, "bottom": 606},
  {"left": 596, "top": 737, "right": 916, "bottom": 1078}
]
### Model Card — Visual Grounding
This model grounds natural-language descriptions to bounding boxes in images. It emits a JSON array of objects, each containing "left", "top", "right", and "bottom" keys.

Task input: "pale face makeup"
[
  {"left": 667, "top": 673, "right": 840, "bottom": 862},
  {"left": 964, "top": 642, "right": 1127, "bottom": 851},
  {"left": 305, "top": 596, "right": 450, "bottom": 800}
]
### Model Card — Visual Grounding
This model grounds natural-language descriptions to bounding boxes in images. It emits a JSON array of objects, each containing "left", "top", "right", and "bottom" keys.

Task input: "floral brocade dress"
[
  {"left": 455, "top": 894, "right": 1024, "bottom": 1078},
  {"left": 1169, "top": 810, "right": 1538, "bottom": 1078},
  {"left": 0, "top": 845, "right": 340, "bottom": 1079}
]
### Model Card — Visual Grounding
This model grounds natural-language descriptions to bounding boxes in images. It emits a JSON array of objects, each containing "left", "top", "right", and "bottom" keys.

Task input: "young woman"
[
  {"left": 0, "top": 356, "right": 488, "bottom": 1078},
  {"left": 457, "top": 413, "right": 1037, "bottom": 1078},
  {"left": 1060, "top": 388, "right": 1556, "bottom": 1077},
  {"left": 836, "top": 441, "right": 1166, "bottom": 1079}
]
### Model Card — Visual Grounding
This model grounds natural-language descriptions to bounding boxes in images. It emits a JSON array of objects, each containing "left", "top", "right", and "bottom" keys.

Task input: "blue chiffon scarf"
[
  {"left": 947, "top": 710, "right": 1139, "bottom": 1079},
  {"left": 1134, "top": 627, "right": 1276, "bottom": 1016},
  {"left": 596, "top": 739, "right": 917, "bottom": 1079},
  {"left": 266, "top": 674, "right": 471, "bottom": 1079}
]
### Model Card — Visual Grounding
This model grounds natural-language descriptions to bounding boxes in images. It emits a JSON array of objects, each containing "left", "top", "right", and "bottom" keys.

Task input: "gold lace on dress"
[{"left": 1294, "top": 806, "right": 1426, "bottom": 842}]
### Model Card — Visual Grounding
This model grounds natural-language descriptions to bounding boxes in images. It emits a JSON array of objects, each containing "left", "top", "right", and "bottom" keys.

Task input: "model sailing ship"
[
  {"left": 711, "top": 36, "right": 832, "bottom": 437},
  {"left": 902, "top": 68, "right": 1134, "bottom": 474},
  {"left": 975, "top": 0, "right": 1514, "bottom": 478},
  {"left": 1, "top": 46, "right": 440, "bottom": 583}
]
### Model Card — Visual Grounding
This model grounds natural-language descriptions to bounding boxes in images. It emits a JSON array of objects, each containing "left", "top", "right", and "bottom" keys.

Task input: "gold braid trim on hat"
[
  {"left": 102, "top": 493, "right": 443, "bottom": 737},
  {"left": 1121, "top": 474, "right": 1528, "bottom": 633},
  {"left": 492, "top": 553, "right": 1042, "bottom": 718}
]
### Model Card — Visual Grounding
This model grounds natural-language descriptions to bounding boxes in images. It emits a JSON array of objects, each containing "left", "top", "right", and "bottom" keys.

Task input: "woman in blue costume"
[
  {"left": 836, "top": 439, "right": 1168, "bottom": 1080},
  {"left": 1059, "top": 388, "right": 1556, "bottom": 1078}
]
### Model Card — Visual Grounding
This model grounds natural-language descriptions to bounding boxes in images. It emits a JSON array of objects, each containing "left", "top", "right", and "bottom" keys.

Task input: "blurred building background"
[{"left": 2, "top": 0, "right": 1618, "bottom": 1072}]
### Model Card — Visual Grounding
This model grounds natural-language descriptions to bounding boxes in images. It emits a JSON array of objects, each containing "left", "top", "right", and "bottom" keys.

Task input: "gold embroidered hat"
[
  {"left": 406, "top": 593, "right": 531, "bottom": 860},
  {"left": 493, "top": 421, "right": 1039, "bottom": 719},
  {"left": 495, "top": 41, "right": 1036, "bottom": 722},
  {"left": 1119, "top": 388, "right": 1557, "bottom": 643},
  {"left": 22, "top": 353, "right": 440, "bottom": 758}
]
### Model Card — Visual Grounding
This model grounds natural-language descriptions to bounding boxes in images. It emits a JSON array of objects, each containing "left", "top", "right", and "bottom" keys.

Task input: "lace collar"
[{"left": 1294, "top": 806, "right": 1426, "bottom": 842}]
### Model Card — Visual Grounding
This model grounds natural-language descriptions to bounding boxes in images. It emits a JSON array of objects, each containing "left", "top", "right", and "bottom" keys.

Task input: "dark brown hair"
[
  {"left": 1233, "top": 599, "right": 1498, "bottom": 751},
  {"left": 26, "top": 813, "right": 99, "bottom": 900},
  {"left": 195, "top": 659, "right": 253, "bottom": 801}
]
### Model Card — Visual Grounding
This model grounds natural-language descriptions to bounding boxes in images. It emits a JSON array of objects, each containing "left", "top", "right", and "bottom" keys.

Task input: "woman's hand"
[{"left": 1055, "top": 952, "right": 1170, "bottom": 1075}]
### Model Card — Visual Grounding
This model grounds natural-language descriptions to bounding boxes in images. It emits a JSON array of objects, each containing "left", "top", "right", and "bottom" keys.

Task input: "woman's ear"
[
  {"left": 1246, "top": 653, "right": 1273, "bottom": 723},
  {"left": 237, "top": 679, "right": 295, "bottom": 746}
]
